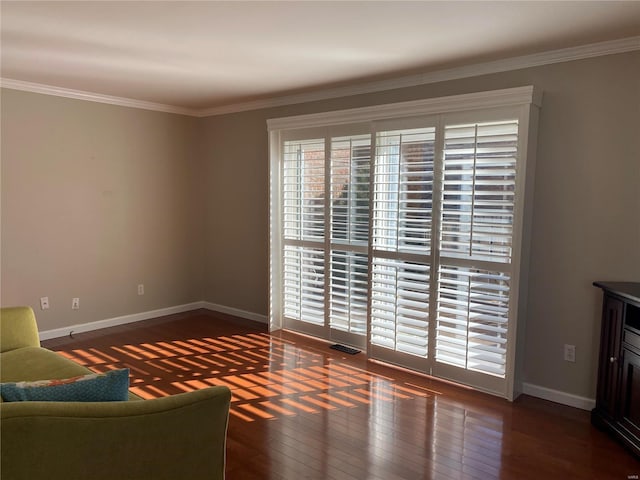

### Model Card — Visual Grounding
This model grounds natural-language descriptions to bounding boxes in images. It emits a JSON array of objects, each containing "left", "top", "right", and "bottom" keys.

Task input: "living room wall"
[
  {"left": 199, "top": 50, "right": 640, "bottom": 402},
  {"left": 1, "top": 90, "right": 204, "bottom": 332}
]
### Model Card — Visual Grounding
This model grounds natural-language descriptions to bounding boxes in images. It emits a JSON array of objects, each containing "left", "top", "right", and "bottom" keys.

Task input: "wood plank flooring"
[{"left": 42, "top": 309, "right": 639, "bottom": 479}]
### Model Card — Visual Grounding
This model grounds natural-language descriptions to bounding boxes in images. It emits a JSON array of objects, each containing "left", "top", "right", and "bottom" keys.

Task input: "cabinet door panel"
[
  {"left": 596, "top": 297, "right": 624, "bottom": 418},
  {"left": 620, "top": 347, "right": 640, "bottom": 440}
]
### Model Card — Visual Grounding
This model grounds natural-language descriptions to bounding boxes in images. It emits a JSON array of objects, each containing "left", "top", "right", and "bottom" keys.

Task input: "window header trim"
[{"left": 267, "top": 86, "right": 541, "bottom": 132}]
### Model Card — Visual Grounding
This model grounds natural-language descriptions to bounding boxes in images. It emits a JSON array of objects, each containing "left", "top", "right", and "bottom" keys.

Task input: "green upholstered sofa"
[{"left": 0, "top": 306, "right": 232, "bottom": 480}]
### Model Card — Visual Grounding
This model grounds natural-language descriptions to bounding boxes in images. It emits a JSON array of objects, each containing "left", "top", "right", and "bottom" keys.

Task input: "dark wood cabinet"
[{"left": 592, "top": 281, "right": 640, "bottom": 457}]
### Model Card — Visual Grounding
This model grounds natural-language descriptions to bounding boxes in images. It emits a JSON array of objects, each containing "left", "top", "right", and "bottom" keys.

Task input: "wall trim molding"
[
  {"left": 201, "top": 302, "right": 269, "bottom": 324},
  {"left": 522, "top": 382, "right": 595, "bottom": 411},
  {"left": 2, "top": 36, "right": 638, "bottom": 118},
  {"left": 0, "top": 78, "right": 197, "bottom": 117},
  {"left": 38, "top": 302, "right": 207, "bottom": 340},
  {"left": 38, "top": 301, "right": 267, "bottom": 341}
]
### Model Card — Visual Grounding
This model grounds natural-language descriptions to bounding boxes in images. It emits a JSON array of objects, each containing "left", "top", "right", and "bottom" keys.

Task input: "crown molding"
[
  {"left": 2, "top": 36, "right": 638, "bottom": 118},
  {"left": 0, "top": 78, "right": 200, "bottom": 116},
  {"left": 200, "top": 35, "right": 640, "bottom": 117}
]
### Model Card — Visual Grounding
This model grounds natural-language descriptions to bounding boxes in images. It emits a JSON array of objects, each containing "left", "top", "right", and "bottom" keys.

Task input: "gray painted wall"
[{"left": 1, "top": 90, "right": 204, "bottom": 330}]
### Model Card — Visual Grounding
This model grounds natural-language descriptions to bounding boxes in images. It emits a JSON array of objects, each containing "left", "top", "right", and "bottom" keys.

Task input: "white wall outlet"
[
  {"left": 137, "top": 284, "right": 144, "bottom": 296},
  {"left": 40, "top": 296, "right": 50, "bottom": 310},
  {"left": 72, "top": 298, "right": 80, "bottom": 310},
  {"left": 564, "top": 344, "right": 576, "bottom": 363}
]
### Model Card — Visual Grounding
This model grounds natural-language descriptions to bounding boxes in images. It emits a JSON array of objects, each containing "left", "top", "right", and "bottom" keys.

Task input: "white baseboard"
[
  {"left": 522, "top": 382, "right": 595, "bottom": 411},
  {"left": 202, "top": 301, "right": 268, "bottom": 324},
  {"left": 38, "top": 301, "right": 267, "bottom": 341},
  {"left": 38, "top": 302, "right": 207, "bottom": 340}
]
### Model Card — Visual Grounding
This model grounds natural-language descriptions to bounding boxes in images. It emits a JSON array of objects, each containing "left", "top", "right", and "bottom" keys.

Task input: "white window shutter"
[
  {"left": 282, "top": 139, "right": 326, "bottom": 327},
  {"left": 270, "top": 86, "right": 540, "bottom": 399},
  {"left": 330, "top": 135, "right": 371, "bottom": 245},
  {"left": 330, "top": 250, "right": 368, "bottom": 334},
  {"left": 441, "top": 121, "right": 518, "bottom": 263},
  {"left": 371, "top": 259, "right": 430, "bottom": 356},
  {"left": 373, "top": 128, "right": 435, "bottom": 254},
  {"left": 370, "top": 127, "right": 435, "bottom": 358},
  {"left": 436, "top": 266, "right": 510, "bottom": 376},
  {"left": 283, "top": 139, "right": 325, "bottom": 242},
  {"left": 435, "top": 119, "right": 519, "bottom": 378}
]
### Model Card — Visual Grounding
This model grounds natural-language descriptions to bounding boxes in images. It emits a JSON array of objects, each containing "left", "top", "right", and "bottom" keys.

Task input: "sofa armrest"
[
  {"left": 1, "top": 307, "right": 41, "bottom": 353},
  {"left": 1, "top": 386, "right": 232, "bottom": 480}
]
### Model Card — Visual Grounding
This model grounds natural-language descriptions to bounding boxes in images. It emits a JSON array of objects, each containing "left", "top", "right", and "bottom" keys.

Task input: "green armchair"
[{"left": 0, "top": 307, "right": 232, "bottom": 480}]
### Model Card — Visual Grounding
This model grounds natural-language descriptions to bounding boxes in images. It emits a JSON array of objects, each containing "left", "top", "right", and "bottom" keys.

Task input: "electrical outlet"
[
  {"left": 564, "top": 344, "right": 576, "bottom": 362},
  {"left": 40, "top": 296, "right": 49, "bottom": 310},
  {"left": 72, "top": 298, "right": 80, "bottom": 310},
  {"left": 138, "top": 284, "right": 144, "bottom": 296}
]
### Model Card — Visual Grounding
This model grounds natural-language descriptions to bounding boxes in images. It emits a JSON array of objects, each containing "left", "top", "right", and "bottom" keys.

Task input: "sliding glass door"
[
  {"left": 280, "top": 128, "right": 372, "bottom": 349},
  {"left": 269, "top": 87, "right": 539, "bottom": 399},
  {"left": 328, "top": 134, "right": 371, "bottom": 348},
  {"left": 369, "top": 124, "right": 436, "bottom": 371}
]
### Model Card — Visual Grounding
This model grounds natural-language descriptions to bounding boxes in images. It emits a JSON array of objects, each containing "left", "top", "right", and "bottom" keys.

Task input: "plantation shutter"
[
  {"left": 330, "top": 135, "right": 370, "bottom": 246},
  {"left": 440, "top": 121, "right": 518, "bottom": 263},
  {"left": 370, "top": 259, "right": 430, "bottom": 356},
  {"left": 436, "top": 266, "right": 510, "bottom": 375},
  {"left": 270, "top": 86, "right": 540, "bottom": 399},
  {"left": 435, "top": 120, "right": 519, "bottom": 378},
  {"left": 329, "top": 250, "right": 368, "bottom": 335},
  {"left": 329, "top": 135, "right": 371, "bottom": 338},
  {"left": 282, "top": 138, "right": 326, "bottom": 327},
  {"left": 370, "top": 127, "right": 435, "bottom": 367}
]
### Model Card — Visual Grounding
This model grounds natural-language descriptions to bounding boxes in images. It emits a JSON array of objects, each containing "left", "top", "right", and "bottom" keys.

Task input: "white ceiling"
[{"left": 1, "top": 1, "right": 639, "bottom": 113}]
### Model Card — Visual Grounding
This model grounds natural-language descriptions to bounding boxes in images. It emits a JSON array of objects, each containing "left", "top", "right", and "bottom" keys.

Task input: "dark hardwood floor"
[{"left": 42, "top": 309, "right": 639, "bottom": 479}]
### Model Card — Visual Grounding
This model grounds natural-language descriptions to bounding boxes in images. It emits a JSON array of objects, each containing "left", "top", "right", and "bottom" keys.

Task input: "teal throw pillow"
[{"left": 0, "top": 368, "right": 130, "bottom": 402}]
